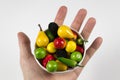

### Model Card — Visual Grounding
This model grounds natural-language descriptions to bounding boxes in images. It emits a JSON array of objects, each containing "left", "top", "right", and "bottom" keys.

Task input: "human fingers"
[
  {"left": 73, "top": 37, "right": 103, "bottom": 76},
  {"left": 17, "top": 32, "right": 33, "bottom": 60},
  {"left": 82, "top": 37, "right": 103, "bottom": 66},
  {"left": 81, "top": 17, "right": 96, "bottom": 40},
  {"left": 54, "top": 6, "right": 67, "bottom": 26},
  {"left": 71, "top": 9, "right": 87, "bottom": 31}
]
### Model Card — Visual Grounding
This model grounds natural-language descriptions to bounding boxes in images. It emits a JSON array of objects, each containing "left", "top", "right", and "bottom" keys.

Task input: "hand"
[{"left": 17, "top": 6, "right": 103, "bottom": 80}]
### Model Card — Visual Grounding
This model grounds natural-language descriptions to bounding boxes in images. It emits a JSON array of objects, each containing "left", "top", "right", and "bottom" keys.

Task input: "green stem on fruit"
[
  {"left": 38, "top": 24, "right": 43, "bottom": 31},
  {"left": 76, "top": 64, "right": 84, "bottom": 67},
  {"left": 83, "top": 40, "right": 88, "bottom": 43}
]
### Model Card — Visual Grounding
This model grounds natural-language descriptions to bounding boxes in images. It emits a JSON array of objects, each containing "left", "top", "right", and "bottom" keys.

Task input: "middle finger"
[{"left": 81, "top": 17, "right": 96, "bottom": 40}]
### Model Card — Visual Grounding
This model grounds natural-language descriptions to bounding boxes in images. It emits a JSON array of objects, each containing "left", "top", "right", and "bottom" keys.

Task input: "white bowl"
[{"left": 35, "top": 27, "right": 86, "bottom": 73}]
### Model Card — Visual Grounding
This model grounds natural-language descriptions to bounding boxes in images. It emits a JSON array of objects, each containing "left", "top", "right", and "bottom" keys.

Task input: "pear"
[
  {"left": 36, "top": 24, "right": 49, "bottom": 47},
  {"left": 57, "top": 25, "right": 74, "bottom": 39}
]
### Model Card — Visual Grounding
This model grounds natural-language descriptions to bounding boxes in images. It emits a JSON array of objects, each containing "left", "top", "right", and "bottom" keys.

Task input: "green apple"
[
  {"left": 70, "top": 51, "right": 83, "bottom": 62},
  {"left": 46, "top": 61, "right": 57, "bottom": 72},
  {"left": 34, "top": 47, "right": 46, "bottom": 59}
]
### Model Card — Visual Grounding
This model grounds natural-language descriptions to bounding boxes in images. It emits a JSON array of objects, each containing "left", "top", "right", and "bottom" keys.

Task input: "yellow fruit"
[
  {"left": 58, "top": 25, "right": 74, "bottom": 39},
  {"left": 36, "top": 24, "right": 49, "bottom": 47},
  {"left": 47, "top": 42, "right": 56, "bottom": 53},
  {"left": 56, "top": 60, "right": 68, "bottom": 71},
  {"left": 65, "top": 40, "right": 76, "bottom": 53}
]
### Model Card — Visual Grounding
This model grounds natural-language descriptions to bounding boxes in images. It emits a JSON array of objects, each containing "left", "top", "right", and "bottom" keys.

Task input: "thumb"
[{"left": 17, "top": 32, "right": 33, "bottom": 60}]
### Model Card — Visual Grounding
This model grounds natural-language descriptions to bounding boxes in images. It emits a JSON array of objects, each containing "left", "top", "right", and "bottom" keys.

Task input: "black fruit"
[
  {"left": 56, "top": 49, "right": 67, "bottom": 58},
  {"left": 48, "top": 22, "right": 59, "bottom": 37}
]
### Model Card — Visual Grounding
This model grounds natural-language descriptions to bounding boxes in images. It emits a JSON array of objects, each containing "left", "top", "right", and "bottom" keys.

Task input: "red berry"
[
  {"left": 54, "top": 37, "right": 66, "bottom": 49},
  {"left": 76, "top": 45, "right": 84, "bottom": 54},
  {"left": 42, "top": 54, "right": 54, "bottom": 67}
]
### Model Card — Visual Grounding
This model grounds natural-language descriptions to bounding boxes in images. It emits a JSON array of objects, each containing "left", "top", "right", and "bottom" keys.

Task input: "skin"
[{"left": 17, "top": 6, "right": 103, "bottom": 80}]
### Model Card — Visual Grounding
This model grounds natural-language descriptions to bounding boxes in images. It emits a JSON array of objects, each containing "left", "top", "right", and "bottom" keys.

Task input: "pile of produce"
[{"left": 34, "top": 22, "right": 85, "bottom": 72}]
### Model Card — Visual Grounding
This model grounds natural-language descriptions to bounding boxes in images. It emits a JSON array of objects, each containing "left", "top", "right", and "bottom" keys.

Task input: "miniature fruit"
[
  {"left": 42, "top": 54, "right": 54, "bottom": 67},
  {"left": 46, "top": 61, "right": 58, "bottom": 72},
  {"left": 56, "top": 60, "right": 68, "bottom": 71},
  {"left": 36, "top": 24, "right": 49, "bottom": 47},
  {"left": 34, "top": 23, "right": 85, "bottom": 72},
  {"left": 54, "top": 37, "right": 66, "bottom": 49},
  {"left": 76, "top": 38, "right": 84, "bottom": 45},
  {"left": 34, "top": 47, "right": 46, "bottom": 59},
  {"left": 65, "top": 40, "right": 76, "bottom": 53},
  {"left": 45, "top": 29, "right": 55, "bottom": 42},
  {"left": 48, "top": 22, "right": 59, "bottom": 37},
  {"left": 47, "top": 42, "right": 56, "bottom": 53},
  {"left": 58, "top": 57, "right": 77, "bottom": 67},
  {"left": 56, "top": 49, "right": 67, "bottom": 58},
  {"left": 76, "top": 45, "right": 84, "bottom": 54},
  {"left": 57, "top": 25, "right": 74, "bottom": 39},
  {"left": 70, "top": 51, "right": 83, "bottom": 62}
]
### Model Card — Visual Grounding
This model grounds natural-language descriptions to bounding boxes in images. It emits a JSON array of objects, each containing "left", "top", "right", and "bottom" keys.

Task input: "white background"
[{"left": 0, "top": 0, "right": 120, "bottom": 80}]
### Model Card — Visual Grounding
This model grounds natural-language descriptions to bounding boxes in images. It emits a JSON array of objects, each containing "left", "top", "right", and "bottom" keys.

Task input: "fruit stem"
[
  {"left": 38, "top": 24, "right": 43, "bottom": 31},
  {"left": 83, "top": 40, "right": 88, "bottom": 43},
  {"left": 76, "top": 64, "right": 84, "bottom": 67}
]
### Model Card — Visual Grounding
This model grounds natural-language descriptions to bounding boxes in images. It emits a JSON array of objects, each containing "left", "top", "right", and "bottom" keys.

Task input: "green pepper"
[
  {"left": 58, "top": 57, "right": 77, "bottom": 67},
  {"left": 45, "top": 29, "right": 55, "bottom": 42}
]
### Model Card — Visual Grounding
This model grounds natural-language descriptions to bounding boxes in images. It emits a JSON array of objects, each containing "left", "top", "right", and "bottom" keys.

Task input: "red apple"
[
  {"left": 54, "top": 37, "right": 66, "bottom": 49},
  {"left": 76, "top": 45, "right": 84, "bottom": 54}
]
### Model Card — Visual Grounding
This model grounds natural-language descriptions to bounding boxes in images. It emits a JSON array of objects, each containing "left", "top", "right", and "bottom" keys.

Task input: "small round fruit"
[
  {"left": 47, "top": 42, "right": 56, "bottom": 53},
  {"left": 42, "top": 54, "right": 55, "bottom": 67},
  {"left": 54, "top": 37, "right": 66, "bottom": 49},
  {"left": 56, "top": 49, "right": 67, "bottom": 58},
  {"left": 76, "top": 45, "right": 84, "bottom": 54},
  {"left": 46, "top": 61, "right": 58, "bottom": 72},
  {"left": 34, "top": 48, "right": 46, "bottom": 59},
  {"left": 70, "top": 51, "right": 83, "bottom": 62},
  {"left": 76, "top": 38, "right": 84, "bottom": 45},
  {"left": 65, "top": 40, "right": 76, "bottom": 52}
]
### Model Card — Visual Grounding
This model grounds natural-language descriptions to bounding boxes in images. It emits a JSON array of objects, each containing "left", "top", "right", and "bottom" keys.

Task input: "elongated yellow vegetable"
[{"left": 56, "top": 60, "right": 68, "bottom": 71}]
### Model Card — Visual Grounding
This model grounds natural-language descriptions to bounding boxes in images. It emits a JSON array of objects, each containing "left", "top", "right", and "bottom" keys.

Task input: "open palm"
[{"left": 18, "top": 6, "right": 103, "bottom": 80}]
